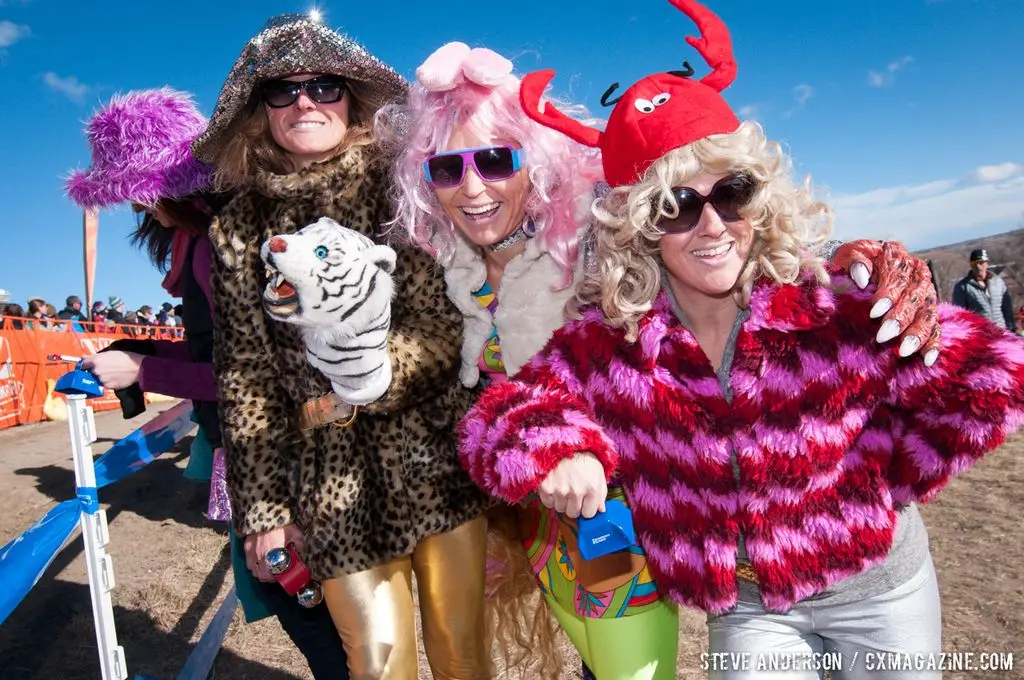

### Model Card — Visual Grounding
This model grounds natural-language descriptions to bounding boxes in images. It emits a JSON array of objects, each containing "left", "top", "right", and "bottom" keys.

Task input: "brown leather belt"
[
  {"left": 736, "top": 561, "right": 759, "bottom": 584},
  {"left": 296, "top": 393, "right": 358, "bottom": 431}
]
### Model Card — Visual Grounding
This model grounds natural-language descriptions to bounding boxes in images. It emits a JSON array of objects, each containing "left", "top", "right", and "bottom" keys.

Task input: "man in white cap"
[{"left": 953, "top": 248, "right": 1016, "bottom": 330}]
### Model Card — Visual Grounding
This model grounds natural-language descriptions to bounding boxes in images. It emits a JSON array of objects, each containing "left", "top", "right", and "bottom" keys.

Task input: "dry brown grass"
[{"left": 0, "top": 407, "right": 1021, "bottom": 679}]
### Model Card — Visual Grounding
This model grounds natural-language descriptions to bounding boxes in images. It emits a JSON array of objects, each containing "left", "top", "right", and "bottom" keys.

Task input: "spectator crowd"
[{"left": 0, "top": 290, "right": 184, "bottom": 338}]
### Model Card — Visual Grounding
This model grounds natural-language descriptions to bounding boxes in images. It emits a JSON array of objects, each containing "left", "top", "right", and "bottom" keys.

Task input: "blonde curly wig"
[
  {"left": 484, "top": 507, "right": 566, "bottom": 678},
  {"left": 571, "top": 121, "right": 834, "bottom": 341}
]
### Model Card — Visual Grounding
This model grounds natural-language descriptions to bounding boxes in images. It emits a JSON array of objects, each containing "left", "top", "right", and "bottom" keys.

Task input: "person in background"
[
  {"left": 0, "top": 292, "right": 22, "bottom": 330},
  {"left": 952, "top": 248, "right": 1015, "bottom": 330},
  {"left": 57, "top": 295, "right": 88, "bottom": 326},
  {"left": 925, "top": 259, "right": 939, "bottom": 298},
  {"left": 67, "top": 87, "right": 350, "bottom": 679},
  {"left": 1014, "top": 305, "right": 1024, "bottom": 336},
  {"left": 91, "top": 301, "right": 108, "bottom": 321},
  {"left": 106, "top": 296, "right": 127, "bottom": 325},
  {"left": 157, "top": 301, "right": 174, "bottom": 325},
  {"left": 136, "top": 305, "right": 157, "bottom": 337},
  {"left": 161, "top": 314, "right": 179, "bottom": 339},
  {"left": 90, "top": 301, "right": 111, "bottom": 333},
  {"left": 1, "top": 303, "right": 25, "bottom": 330},
  {"left": 26, "top": 298, "right": 51, "bottom": 330}
]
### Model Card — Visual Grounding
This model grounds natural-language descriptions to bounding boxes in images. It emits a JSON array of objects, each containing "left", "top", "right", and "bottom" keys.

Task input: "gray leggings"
[{"left": 706, "top": 555, "right": 941, "bottom": 679}]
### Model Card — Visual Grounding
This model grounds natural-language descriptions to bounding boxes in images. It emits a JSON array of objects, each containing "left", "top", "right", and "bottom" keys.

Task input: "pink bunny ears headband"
[{"left": 415, "top": 42, "right": 516, "bottom": 92}]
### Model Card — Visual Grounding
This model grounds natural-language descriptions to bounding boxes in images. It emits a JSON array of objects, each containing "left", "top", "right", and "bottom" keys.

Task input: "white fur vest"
[{"left": 443, "top": 230, "right": 585, "bottom": 387}]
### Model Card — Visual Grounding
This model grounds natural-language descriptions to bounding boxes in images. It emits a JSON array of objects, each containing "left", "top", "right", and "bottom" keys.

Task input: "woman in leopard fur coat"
[{"left": 192, "top": 14, "right": 491, "bottom": 679}]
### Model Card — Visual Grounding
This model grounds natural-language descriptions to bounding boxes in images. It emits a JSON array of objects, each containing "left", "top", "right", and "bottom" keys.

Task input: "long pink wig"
[{"left": 382, "top": 61, "right": 603, "bottom": 287}]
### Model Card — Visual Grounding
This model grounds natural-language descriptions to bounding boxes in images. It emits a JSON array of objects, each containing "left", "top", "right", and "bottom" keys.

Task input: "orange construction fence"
[{"left": 0, "top": 317, "right": 183, "bottom": 430}]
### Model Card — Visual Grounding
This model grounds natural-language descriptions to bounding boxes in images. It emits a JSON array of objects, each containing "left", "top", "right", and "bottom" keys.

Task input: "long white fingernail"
[
  {"left": 851, "top": 263, "right": 870, "bottom": 289},
  {"left": 876, "top": 319, "right": 901, "bottom": 343},
  {"left": 924, "top": 349, "right": 939, "bottom": 367},
  {"left": 870, "top": 298, "right": 893, "bottom": 319},
  {"left": 898, "top": 336, "right": 921, "bottom": 357}
]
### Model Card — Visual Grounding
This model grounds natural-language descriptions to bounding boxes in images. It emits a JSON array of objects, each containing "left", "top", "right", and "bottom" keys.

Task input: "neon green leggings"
[{"left": 547, "top": 592, "right": 679, "bottom": 680}]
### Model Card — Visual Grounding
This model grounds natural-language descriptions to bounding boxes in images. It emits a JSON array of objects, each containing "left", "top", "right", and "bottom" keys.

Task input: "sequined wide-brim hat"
[{"left": 192, "top": 13, "right": 407, "bottom": 164}]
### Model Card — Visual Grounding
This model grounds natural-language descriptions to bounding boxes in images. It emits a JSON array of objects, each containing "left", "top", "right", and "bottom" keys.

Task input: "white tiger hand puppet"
[{"left": 260, "top": 217, "right": 396, "bottom": 406}]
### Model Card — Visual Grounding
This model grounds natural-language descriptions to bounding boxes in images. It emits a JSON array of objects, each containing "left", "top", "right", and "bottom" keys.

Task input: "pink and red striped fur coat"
[{"left": 458, "top": 273, "right": 1024, "bottom": 614}]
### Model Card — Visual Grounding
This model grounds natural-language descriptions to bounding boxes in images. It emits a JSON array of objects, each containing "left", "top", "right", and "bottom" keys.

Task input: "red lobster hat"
[{"left": 520, "top": 0, "right": 740, "bottom": 187}]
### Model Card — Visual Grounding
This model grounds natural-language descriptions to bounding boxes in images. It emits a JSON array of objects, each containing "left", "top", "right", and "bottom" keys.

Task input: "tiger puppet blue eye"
[{"left": 314, "top": 245, "right": 329, "bottom": 260}]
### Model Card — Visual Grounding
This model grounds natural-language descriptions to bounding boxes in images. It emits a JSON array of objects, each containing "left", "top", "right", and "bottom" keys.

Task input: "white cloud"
[
  {"left": 831, "top": 162, "right": 1024, "bottom": 249},
  {"left": 971, "top": 162, "right": 1024, "bottom": 183},
  {"left": 737, "top": 104, "right": 758, "bottom": 119},
  {"left": 867, "top": 55, "right": 914, "bottom": 88},
  {"left": 0, "top": 20, "right": 29, "bottom": 48},
  {"left": 42, "top": 72, "right": 90, "bottom": 103},
  {"left": 793, "top": 84, "right": 814, "bottom": 106},
  {"left": 783, "top": 85, "right": 814, "bottom": 118}
]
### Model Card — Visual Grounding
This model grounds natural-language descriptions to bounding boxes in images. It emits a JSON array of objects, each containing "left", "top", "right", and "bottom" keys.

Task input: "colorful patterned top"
[
  {"left": 471, "top": 282, "right": 662, "bottom": 619},
  {"left": 472, "top": 282, "right": 507, "bottom": 386}
]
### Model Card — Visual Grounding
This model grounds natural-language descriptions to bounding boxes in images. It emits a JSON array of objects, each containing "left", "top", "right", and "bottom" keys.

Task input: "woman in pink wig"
[
  {"left": 458, "top": 1, "right": 1024, "bottom": 678},
  {"left": 386, "top": 34, "right": 943, "bottom": 679}
]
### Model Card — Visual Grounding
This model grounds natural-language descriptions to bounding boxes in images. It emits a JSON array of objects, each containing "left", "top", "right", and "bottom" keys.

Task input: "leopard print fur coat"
[{"left": 208, "top": 144, "right": 490, "bottom": 579}]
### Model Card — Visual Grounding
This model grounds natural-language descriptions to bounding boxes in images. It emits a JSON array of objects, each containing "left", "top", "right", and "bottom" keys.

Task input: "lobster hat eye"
[
  {"left": 652, "top": 93, "right": 671, "bottom": 106},
  {"left": 634, "top": 98, "right": 655, "bottom": 113},
  {"left": 366, "top": 244, "right": 397, "bottom": 275}
]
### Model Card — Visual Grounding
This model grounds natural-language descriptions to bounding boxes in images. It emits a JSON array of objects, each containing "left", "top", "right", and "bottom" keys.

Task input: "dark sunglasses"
[
  {"left": 261, "top": 75, "right": 348, "bottom": 109},
  {"left": 423, "top": 145, "right": 524, "bottom": 189},
  {"left": 655, "top": 174, "right": 758, "bottom": 234}
]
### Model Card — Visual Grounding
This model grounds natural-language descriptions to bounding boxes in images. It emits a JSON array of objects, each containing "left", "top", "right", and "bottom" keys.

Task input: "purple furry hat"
[{"left": 66, "top": 88, "right": 214, "bottom": 209}]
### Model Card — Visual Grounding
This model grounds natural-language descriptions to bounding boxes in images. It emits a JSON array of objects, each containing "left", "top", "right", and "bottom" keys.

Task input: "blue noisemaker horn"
[{"left": 576, "top": 499, "right": 637, "bottom": 561}]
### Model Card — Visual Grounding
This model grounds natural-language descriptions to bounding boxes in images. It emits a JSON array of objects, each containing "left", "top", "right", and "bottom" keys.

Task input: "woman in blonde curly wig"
[
  {"left": 461, "top": 3, "right": 956, "bottom": 678},
  {"left": 575, "top": 121, "right": 832, "bottom": 339}
]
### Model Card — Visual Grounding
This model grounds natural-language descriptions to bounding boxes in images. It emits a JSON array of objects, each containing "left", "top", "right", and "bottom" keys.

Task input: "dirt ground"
[{"left": 0, "top": 405, "right": 1020, "bottom": 680}]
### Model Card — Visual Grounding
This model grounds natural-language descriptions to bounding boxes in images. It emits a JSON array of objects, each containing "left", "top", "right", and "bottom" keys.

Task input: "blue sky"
[{"left": 1, "top": 0, "right": 1022, "bottom": 311}]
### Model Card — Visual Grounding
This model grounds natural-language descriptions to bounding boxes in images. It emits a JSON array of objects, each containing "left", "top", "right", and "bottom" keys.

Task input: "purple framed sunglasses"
[{"left": 423, "top": 145, "right": 524, "bottom": 189}]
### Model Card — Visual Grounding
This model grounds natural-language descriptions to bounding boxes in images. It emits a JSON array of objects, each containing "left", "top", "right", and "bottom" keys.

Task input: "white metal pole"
[{"left": 66, "top": 394, "right": 127, "bottom": 680}]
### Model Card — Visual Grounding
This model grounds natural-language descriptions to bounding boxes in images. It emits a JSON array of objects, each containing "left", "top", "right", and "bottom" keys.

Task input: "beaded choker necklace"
[{"left": 489, "top": 219, "right": 536, "bottom": 252}]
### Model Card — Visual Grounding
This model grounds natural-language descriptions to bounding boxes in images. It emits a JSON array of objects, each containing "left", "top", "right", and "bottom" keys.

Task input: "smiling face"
[
  {"left": 264, "top": 73, "right": 350, "bottom": 168},
  {"left": 430, "top": 125, "right": 530, "bottom": 248},
  {"left": 658, "top": 171, "right": 755, "bottom": 300}
]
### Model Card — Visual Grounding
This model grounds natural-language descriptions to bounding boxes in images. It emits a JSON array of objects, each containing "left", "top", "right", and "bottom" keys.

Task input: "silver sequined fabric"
[{"left": 192, "top": 13, "right": 407, "bottom": 163}]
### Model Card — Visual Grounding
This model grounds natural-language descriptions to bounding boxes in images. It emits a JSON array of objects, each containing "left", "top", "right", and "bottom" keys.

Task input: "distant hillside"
[{"left": 914, "top": 228, "right": 1024, "bottom": 303}]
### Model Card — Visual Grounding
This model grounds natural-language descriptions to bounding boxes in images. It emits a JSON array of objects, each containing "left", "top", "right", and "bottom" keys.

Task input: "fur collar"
[
  {"left": 252, "top": 144, "right": 374, "bottom": 200},
  {"left": 444, "top": 229, "right": 579, "bottom": 386},
  {"left": 598, "top": 272, "right": 842, "bottom": 369}
]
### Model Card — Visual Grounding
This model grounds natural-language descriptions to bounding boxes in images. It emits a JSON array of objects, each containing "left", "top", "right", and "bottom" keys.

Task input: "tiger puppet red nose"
[{"left": 268, "top": 236, "right": 288, "bottom": 253}]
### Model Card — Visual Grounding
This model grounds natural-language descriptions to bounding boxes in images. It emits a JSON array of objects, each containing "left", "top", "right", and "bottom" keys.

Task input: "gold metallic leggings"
[{"left": 321, "top": 515, "right": 490, "bottom": 680}]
